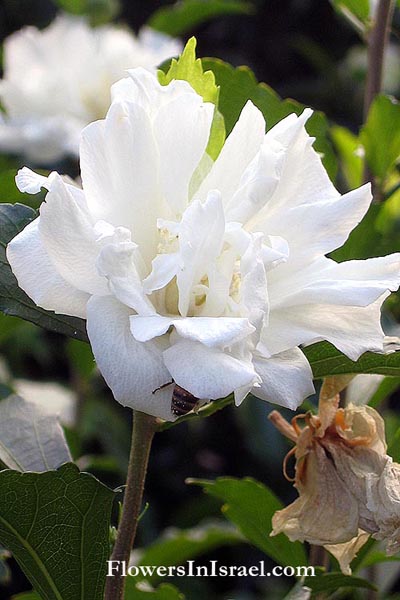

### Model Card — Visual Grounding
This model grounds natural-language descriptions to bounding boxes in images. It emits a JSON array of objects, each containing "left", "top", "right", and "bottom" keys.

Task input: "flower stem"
[
  {"left": 104, "top": 410, "right": 157, "bottom": 600},
  {"left": 363, "top": 0, "right": 395, "bottom": 191}
]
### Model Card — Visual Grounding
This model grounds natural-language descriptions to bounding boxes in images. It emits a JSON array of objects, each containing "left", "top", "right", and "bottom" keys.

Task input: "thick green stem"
[
  {"left": 363, "top": 0, "right": 395, "bottom": 191},
  {"left": 104, "top": 411, "right": 157, "bottom": 600}
]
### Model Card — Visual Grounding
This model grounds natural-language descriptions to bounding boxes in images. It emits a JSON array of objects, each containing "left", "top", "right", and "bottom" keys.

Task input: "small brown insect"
[{"left": 152, "top": 381, "right": 202, "bottom": 416}]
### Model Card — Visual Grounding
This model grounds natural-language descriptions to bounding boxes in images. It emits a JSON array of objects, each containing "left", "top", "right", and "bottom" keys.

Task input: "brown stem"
[
  {"left": 104, "top": 411, "right": 157, "bottom": 600},
  {"left": 309, "top": 544, "right": 330, "bottom": 567},
  {"left": 363, "top": 0, "right": 395, "bottom": 189}
]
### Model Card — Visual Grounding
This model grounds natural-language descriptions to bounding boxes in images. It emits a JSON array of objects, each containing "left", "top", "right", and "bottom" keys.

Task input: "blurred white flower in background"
[
  {"left": 6, "top": 68, "right": 400, "bottom": 420},
  {"left": 0, "top": 14, "right": 182, "bottom": 163}
]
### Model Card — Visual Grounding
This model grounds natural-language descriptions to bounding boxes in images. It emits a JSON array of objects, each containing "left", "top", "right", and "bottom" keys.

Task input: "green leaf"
[
  {"left": 148, "top": 0, "right": 253, "bottom": 37},
  {"left": 202, "top": 58, "right": 337, "bottom": 180},
  {"left": 159, "top": 38, "right": 219, "bottom": 105},
  {"left": 368, "top": 376, "right": 400, "bottom": 408},
  {"left": 0, "top": 463, "right": 115, "bottom": 600},
  {"left": 11, "top": 594, "right": 41, "bottom": 600},
  {"left": 134, "top": 522, "right": 243, "bottom": 583},
  {"left": 187, "top": 477, "right": 307, "bottom": 567},
  {"left": 303, "top": 342, "right": 400, "bottom": 378},
  {"left": 331, "top": 0, "right": 370, "bottom": 22},
  {"left": 0, "top": 203, "right": 88, "bottom": 342},
  {"left": 360, "top": 95, "right": 400, "bottom": 181},
  {"left": 66, "top": 339, "right": 95, "bottom": 381},
  {"left": 331, "top": 125, "right": 363, "bottom": 189},
  {"left": 388, "top": 424, "right": 400, "bottom": 462},
  {"left": 303, "top": 572, "right": 376, "bottom": 593},
  {"left": 0, "top": 394, "right": 71, "bottom": 472},
  {"left": 125, "top": 582, "right": 185, "bottom": 600},
  {"left": 53, "top": 0, "right": 120, "bottom": 24}
]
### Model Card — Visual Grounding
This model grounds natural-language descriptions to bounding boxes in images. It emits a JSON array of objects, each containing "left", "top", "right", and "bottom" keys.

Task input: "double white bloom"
[
  {"left": 7, "top": 68, "right": 400, "bottom": 420},
  {"left": 0, "top": 15, "right": 181, "bottom": 163}
]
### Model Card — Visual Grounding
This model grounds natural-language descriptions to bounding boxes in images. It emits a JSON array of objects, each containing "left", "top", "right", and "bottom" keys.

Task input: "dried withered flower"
[{"left": 270, "top": 376, "right": 400, "bottom": 573}]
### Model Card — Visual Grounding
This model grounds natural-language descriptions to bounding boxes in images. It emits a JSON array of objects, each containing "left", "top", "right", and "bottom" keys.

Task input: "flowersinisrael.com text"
[{"left": 107, "top": 560, "right": 316, "bottom": 578}]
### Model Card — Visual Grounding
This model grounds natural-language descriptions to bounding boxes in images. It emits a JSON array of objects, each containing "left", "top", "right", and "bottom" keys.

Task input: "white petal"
[
  {"left": 265, "top": 293, "right": 390, "bottom": 360},
  {"left": 96, "top": 241, "right": 156, "bottom": 315},
  {"left": 86, "top": 295, "right": 175, "bottom": 420},
  {"left": 80, "top": 101, "right": 162, "bottom": 267},
  {"left": 39, "top": 175, "right": 108, "bottom": 295},
  {"left": 7, "top": 218, "right": 89, "bottom": 318},
  {"left": 143, "top": 253, "right": 180, "bottom": 294},
  {"left": 257, "top": 184, "right": 372, "bottom": 262},
  {"left": 16, "top": 167, "right": 57, "bottom": 194},
  {"left": 195, "top": 101, "right": 265, "bottom": 205},
  {"left": 173, "top": 317, "right": 255, "bottom": 348},
  {"left": 163, "top": 340, "right": 258, "bottom": 399},
  {"left": 130, "top": 315, "right": 173, "bottom": 342},
  {"left": 177, "top": 191, "right": 226, "bottom": 316},
  {"left": 252, "top": 348, "right": 315, "bottom": 410},
  {"left": 271, "top": 254, "right": 400, "bottom": 309},
  {"left": 153, "top": 93, "right": 214, "bottom": 216}
]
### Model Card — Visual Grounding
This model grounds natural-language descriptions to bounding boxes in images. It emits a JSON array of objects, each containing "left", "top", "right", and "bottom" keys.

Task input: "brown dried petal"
[
  {"left": 366, "top": 460, "right": 400, "bottom": 554},
  {"left": 272, "top": 444, "right": 359, "bottom": 545},
  {"left": 324, "top": 531, "right": 370, "bottom": 575}
]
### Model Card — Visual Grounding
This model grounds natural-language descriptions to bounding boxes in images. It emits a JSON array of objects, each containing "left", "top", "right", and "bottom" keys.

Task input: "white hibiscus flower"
[
  {"left": 7, "top": 68, "right": 400, "bottom": 420},
  {"left": 0, "top": 14, "right": 182, "bottom": 163}
]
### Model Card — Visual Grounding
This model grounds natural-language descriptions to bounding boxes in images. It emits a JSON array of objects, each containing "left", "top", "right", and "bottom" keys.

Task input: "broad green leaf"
[
  {"left": 331, "top": 125, "right": 363, "bottom": 189},
  {"left": 202, "top": 58, "right": 337, "bottom": 180},
  {"left": 0, "top": 203, "right": 88, "bottom": 342},
  {"left": 0, "top": 394, "right": 71, "bottom": 472},
  {"left": 360, "top": 95, "right": 400, "bottom": 181},
  {"left": 303, "top": 342, "right": 400, "bottom": 378},
  {"left": 188, "top": 477, "right": 307, "bottom": 567},
  {"left": 125, "top": 582, "right": 185, "bottom": 600},
  {"left": 66, "top": 339, "right": 95, "bottom": 380},
  {"left": 11, "top": 594, "right": 41, "bottom": 600},
  {"left": 331, "top": 202, "right": 398, "bottom": 262},
  {"left": 331, "top": 0, "right": 370, "bottom": 22},
  {"left": 134, "top": 522, "right": 243, "bottom": 583},
  {"left": 303, "top": 572, "right": 376, "bottom": 593},
  {"left": 388, "top": 424, "right": 400, "bottom": 462},
  {"left": 360, "top": 549, "right": 400, "bottom": 568},
  {"left": 0, "top": 463, "right": 115, "bottom": 600},
  {"left": 53, "top": 0, "right": 120, "bottom": 24},
  {"left": 148, "top": 0, "right": 253, "bottom": 37},
  {"left": 159, "top": 38, "right": 218, "bottom": 105},
  {"left": 368, "top": 376, "right": 400, "bottom": 408}
]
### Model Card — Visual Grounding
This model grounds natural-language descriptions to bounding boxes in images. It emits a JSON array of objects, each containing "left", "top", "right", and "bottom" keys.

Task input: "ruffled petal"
[
  {"left": 270, "top": 254, "right": 400, "bottom": 309},
  {"left": 86, "top": 295, "right": 175, "bottom": 420},
  {"left": 163, "top": 340, "right": 258, "bottom": 399},
  {"left": 7, "top": 218, "right": 89, "bottom": 318},
  {"left": 176, "top": 191, "right": 226, "bottom": 316},
  {"left": 196, "top": 101, "right": 266, "bottom": 206},
  {"left": 264, "top": 293, "right": 390, "bottom": 360},
  {"left": 130, "top": 315, "right": 254, "bottom": 347},
  {"left": 252, "top": 348, "right": 315, "bottom": 409},
  {"left": 80, "top": 101, "right": 162, "bottom": 267},
  {"left": 38, "top": 174, "right": 108, "bottom": 295},
  {"left": 153, "top": 92, "right": 214, "bottom": 216}
]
